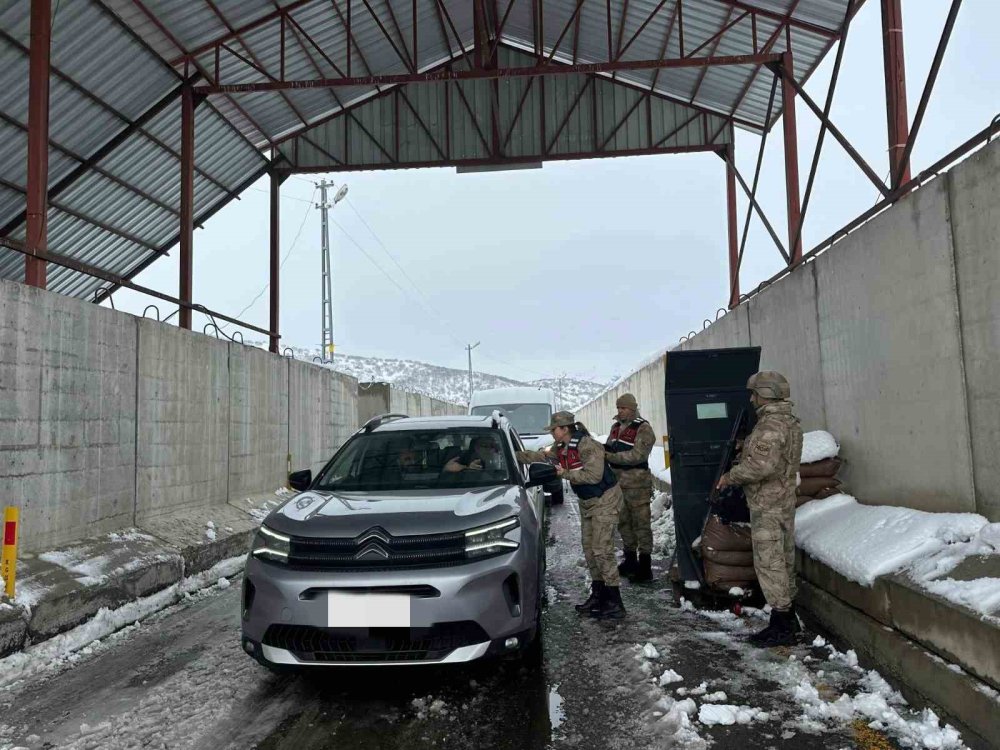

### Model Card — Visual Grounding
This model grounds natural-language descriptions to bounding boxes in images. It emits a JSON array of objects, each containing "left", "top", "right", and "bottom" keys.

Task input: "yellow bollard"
[
  {"left": 1, "top": 506, "right": 18, "bottom": 599},
  {"left": 662, "top": 436, "right": 670, "bottom": 469}
]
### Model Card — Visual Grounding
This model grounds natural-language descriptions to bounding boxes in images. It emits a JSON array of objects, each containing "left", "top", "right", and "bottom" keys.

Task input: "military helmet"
[{"left": 747, "top": 370, "right": 790, "bottom": 400}]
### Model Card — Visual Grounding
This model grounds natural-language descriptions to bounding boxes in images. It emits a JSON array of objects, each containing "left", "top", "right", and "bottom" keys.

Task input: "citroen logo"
[
  {"left": 356, "top": 527, "right": 390, "bottom": 546},
  {"left": 355, "top": 542, "right": 390, "bottom": 560}
]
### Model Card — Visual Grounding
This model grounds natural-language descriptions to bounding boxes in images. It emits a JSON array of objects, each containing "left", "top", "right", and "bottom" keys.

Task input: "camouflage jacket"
[
  {"left": 604, "top": 416, "right": 656, "bottom": 490},
  {"left": 727, "top": 400, "right": 803, "bottom": 512},
  {"left": 517, "top": 434, "right": 607, "bottom": 486}
]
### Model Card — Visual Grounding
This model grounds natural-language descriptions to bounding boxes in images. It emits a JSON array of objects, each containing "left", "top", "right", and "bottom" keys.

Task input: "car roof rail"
[{"left": 362, "top": 413, "right": 410, "bottom": 432}]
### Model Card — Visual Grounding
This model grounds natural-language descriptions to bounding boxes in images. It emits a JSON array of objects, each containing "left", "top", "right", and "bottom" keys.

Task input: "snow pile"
[
  {"left": 648, "top": 695, "right": 706, "bottom": 748},
  {"left": 651, "top": 491, "right": 675, "bottom": 558},
  {"left": 908, "top": 522, "right": 1000, "bottom": 616},
  {"left": 698, "top": 704, "right": 769, "bottom": 726},
  {"left": 648, "top": 445, "right": 671, "bottom": 485},
  {"left": 795, "top": 494, "right": 987, "bottom": 586},
  {"left": 793, "top": 671, "right": 965, "bottom": 749},
  {"left": 658, "top": 669, "right": 683, "bottom": 686},
  {"left": 205, "top": 521, "right": 217, "bottom": 541},
  {"left": 800, "top": 430, "right": 840, "bottom": 463},
  {"left": 642, "top": 642, "right": 661, "bottom": 660},
  {"left": 0, "top": 556, "right": 244, "bottom": 690}
]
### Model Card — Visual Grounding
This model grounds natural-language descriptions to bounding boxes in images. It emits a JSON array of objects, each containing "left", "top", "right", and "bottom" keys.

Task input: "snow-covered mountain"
[{"left": 269, "top": 345, "right": 606, "bottom": 410}]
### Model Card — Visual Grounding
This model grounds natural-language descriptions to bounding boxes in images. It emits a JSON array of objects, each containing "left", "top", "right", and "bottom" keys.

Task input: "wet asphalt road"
[{"left": 1, "top": 495, "right": 912, "bottom": 750}]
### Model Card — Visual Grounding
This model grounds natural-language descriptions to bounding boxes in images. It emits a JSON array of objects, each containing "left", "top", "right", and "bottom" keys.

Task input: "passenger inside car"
[{"left": 442, "top": 435, "right": 504, "bottom": 473}]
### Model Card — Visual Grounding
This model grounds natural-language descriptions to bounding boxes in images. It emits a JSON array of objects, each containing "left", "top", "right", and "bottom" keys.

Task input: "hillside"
[{"left": 273, "top": 345, "right": 606, "bottom": 410}]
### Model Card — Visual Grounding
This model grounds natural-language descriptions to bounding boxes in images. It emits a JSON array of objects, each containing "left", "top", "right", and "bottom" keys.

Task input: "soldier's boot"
[
  {"left": 574, "top": 581, "right": 604, "bottom": 614},
  {"left": 753, "top": 610, "right": 796, "bottom": 647},
  {"left": 629, "top": 553, "right": 653, "bottom": 583},
  {"left": 749, "top": 610, "right": 780, "bottom": 645},
  {"left": 592, "top": 586, "right": 627, "bottom": 620},
  {"left": 617, "top": 550, "right": 638, "bottom": 577}
]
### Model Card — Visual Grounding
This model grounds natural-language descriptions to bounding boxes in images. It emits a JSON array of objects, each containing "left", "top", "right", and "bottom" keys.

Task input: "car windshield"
[
  {"left": 470, "top": 403, "right": 551, "bottom": 435},
  {"left": 313, "top": 428, "right": 514, "bottom": 492}
]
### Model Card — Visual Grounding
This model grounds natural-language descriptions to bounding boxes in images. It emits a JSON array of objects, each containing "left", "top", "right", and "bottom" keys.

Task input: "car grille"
[
  {"left": 287, "top": 526, "right": 469, "bottom": 570},
  {"left": 263, "top": 621, "right": 489, "bottom": 663}
]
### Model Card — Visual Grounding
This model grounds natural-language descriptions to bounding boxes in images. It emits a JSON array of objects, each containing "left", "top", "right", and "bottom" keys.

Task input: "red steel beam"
[
  {"left": 725, "top": 143, "right": 739, "bottom": 308},
  {"left": 195, "top": 53, "right": 783, "bottom": 94},
  {"left": 780, "top": 51, "right": 802, "bottom": 264},
  {"left": 269, "top": 169, "right": 280, "bottom": 353},
  {"left": 25, "top": 0, "right": 51, "bottom": 289},
  {"left": 179, "top": 85, "right": 195, "bottom": 330},
  {"left": 881, "top": 0, "right": 910, "bottom": 187}
]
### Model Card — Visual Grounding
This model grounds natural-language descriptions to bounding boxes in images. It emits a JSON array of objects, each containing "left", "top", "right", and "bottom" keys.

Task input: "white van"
[{"left": 469, "top": 387, "right": 563, "bottom": 504}]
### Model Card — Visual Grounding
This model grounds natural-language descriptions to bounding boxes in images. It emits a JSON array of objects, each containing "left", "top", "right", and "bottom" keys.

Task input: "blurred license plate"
[{"left": 327, "top": 593, "right": 411, "bottom": 627}]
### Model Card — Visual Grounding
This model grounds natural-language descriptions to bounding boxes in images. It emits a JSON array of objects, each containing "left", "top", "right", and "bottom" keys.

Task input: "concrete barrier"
[
  {"left": 289, "top": 360, "right": 357, "bottom": 476},
  {"left": 0, "top": 279, "right": 137, "bottom": 551},
  {"left": 573, "top": 138, "right": 1000, "bottom": 521},
  {"left": 135, "top": 321, "right": 230, "bottom": 520}
]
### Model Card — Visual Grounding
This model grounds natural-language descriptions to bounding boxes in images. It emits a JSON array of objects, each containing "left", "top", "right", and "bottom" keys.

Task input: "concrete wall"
[
  {"left": 576, "top": 355, "right": 668, "bottom": 441},
  {"left": 228, "top": 346, "right": 289, "bottom": 502},
  {"left": 135, "top": 321, "right": 229, "bottom": 520},
  {"left": 0, "top": 279, "right": 363, "bottom": 551},
  {"left": 389, "top": 388, "right": 465, "bottom": 418},
  {"left": 0, "top": 280, "right": 137, "bottom": 551},
  {"left": 574, "top": 138, "right": 1000, "bottom": 521},
  {"left": 289, "top": 361, "right": 357, "bottom": 475},
  {"left": 948, "top": 141, "right": 1000, "bottom": 522},
  {"left": 357, "top": 382, "right": 391, "bottom": 425}
]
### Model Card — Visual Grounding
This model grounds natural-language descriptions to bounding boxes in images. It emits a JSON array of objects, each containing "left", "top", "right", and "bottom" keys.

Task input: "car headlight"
[
  {"left": 252, "top": 524, "right": 290, "bottom": 563},
  {"left": 465, "top": 516, "right": 520, "bottom": 559}
]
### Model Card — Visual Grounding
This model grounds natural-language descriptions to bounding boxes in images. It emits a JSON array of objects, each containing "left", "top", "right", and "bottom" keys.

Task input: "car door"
[{"left": 507, "top": 428, "right": 544, "bottom": 527}]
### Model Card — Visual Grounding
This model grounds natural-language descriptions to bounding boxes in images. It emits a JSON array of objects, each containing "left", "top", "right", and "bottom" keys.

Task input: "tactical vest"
[
  {"left": 557, "top": 432, "right": 617, "bottom": 500},
  {"left": 605, "top": 417, "right": 650, "bottom": 470}
]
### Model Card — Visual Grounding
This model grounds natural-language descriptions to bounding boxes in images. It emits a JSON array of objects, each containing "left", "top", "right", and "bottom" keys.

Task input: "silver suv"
[{"left": 240, "top": 414, "right": 556, "bottom": 669}]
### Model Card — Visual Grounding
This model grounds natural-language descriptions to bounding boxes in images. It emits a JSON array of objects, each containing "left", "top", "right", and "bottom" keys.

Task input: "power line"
[{"left": 219, "top": 187, "right": 317, "bottom": 328}]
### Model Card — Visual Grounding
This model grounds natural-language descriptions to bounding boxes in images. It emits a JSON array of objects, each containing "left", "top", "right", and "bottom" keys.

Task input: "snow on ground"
[
  {"left": 0, "top": 556, "right": 245, "bottom": 691},
  {"left": 651, "top": 492, "right": 675, "bottom": 558},
  {"left": 648, "top": 445, "right": 671, "bottom": 485},
  {"left": 677, "top": 602, "right": 970, "bottom": 749},
  {"left": 795, "top": 494, "right": 988, "bottom": 586},
  {"left": 800, "top": 431, "right": 840, "bottom": 464}
]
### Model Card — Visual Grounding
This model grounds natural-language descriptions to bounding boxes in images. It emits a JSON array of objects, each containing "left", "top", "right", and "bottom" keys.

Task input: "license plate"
[{"left": 327, "top": 592, "right": 411, "bottom": 627}]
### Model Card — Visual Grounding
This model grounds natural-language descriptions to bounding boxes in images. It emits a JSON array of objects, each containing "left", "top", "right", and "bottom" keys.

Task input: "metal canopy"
[{"left": 0, "top": 0, "right": 856, "bottom": 302}]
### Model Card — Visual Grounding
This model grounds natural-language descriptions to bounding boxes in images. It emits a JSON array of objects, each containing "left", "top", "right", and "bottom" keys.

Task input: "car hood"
[{"left": 264, "top": 485, "right": 522, "bottom": 538}]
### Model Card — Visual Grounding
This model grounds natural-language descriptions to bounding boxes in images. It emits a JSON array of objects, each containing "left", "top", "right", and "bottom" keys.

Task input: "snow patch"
[
  {"left": 800, "top": 430, "right": 840, "bottom": 463},
  {"left": 698, "top": 704, "right": 768, "bottom": 726}
]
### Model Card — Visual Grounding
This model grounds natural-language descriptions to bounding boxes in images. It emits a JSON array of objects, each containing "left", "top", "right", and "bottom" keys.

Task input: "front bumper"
[{"left": 241, "top": 549, "right": 539, "bottom": 666}]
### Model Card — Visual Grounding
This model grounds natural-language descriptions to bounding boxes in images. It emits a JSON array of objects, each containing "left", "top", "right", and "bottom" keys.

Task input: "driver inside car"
[{"left": 442, "top": 435, "right": 503, "bottom": 473}]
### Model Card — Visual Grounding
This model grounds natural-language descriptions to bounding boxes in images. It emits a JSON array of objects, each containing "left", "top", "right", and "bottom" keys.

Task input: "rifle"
[{"left": 707, "top": 406, "right": 747, "bottom": 507}]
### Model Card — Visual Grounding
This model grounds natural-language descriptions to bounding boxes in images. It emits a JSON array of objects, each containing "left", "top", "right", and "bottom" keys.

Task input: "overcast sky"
[{"left": 108, "top": 1, "right": 1000, "bottom": 384}]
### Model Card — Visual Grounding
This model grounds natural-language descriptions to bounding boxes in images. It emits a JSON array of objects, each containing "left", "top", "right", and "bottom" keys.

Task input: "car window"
[{"left": 313, "top": 428, "right": 514, "bottom": 492}]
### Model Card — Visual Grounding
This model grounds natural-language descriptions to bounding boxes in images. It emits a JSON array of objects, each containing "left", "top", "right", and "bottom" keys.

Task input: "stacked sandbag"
[
  {"left": 700, "top": 514, "right": 756, "bottom": 589},
  {"left": 797, "top": 431, "right": 843, "bottom": 507}
]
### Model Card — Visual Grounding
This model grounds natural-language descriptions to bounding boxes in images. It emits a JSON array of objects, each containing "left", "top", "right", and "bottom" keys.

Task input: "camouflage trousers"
[
  {"left": 579, "top": 485, "right": 624, "bottom": 587},
  {"left": 618, "top": 487, "right": 653, "bottom": 555},
  {"left": 749, "top": 503, "right": 798, "bottom": 611}
]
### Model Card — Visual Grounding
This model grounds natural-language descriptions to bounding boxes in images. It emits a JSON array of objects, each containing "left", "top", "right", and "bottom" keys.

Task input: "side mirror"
[
  {"left": 526, "top": 462, "right": 558, "bottom": 488},
  {"left": 288, "top": 469, "right": 312, "bottom": 492}
]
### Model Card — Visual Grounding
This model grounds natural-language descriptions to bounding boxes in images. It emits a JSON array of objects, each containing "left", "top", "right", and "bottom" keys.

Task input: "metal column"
[
  {"left": 725, "top": 144, "right": 740, "bottom": 308},
  {"left": 780, "top": 52, "right": 802, "bottom": 265},
  {"left": 179, "top": 84, "right": 195, "bottom": 330},
  {"left": 25, "top": 0, "right": 51, "bottom": 289},
  {"left": 269, "top": 169, "right": 280, "bottom": 353},
  {"left": 881, "top": 0, "right": 910, "bottom": 188}
]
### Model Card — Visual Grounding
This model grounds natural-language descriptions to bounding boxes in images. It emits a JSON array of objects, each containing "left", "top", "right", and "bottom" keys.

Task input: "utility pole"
[
  {"left": 466, "top": 342, "right": 480, "bottom": 405},
  {"left": 557, "top": 373, "right": 565, "bottom": 411},
  {"left": 316, "top": 180, "right": 348, "bottom": 362}
]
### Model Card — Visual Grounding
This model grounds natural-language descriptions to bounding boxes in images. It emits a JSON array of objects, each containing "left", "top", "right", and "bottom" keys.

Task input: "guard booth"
[{"left": 664, "top": 347, "right": 761, "bottom": 584}]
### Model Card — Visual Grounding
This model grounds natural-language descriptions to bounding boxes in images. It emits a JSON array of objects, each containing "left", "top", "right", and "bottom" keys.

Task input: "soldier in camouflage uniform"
[
  {"left": 604, "top": 393, "right": 657, "bottom": 583},
  {"left": 717, "top": 371, "right": 803, "bottom": 647},
  {"left": 517, "top": 411, "right": 627, "bottom": 619}
]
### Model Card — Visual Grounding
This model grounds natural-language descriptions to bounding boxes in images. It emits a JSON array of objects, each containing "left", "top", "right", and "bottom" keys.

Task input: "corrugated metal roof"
[
  {"left": 276, "top": 45, "right": 732, "bottom": 171},
  {"left": 0, "top": 0, "right": 851, "bottom": 302}
]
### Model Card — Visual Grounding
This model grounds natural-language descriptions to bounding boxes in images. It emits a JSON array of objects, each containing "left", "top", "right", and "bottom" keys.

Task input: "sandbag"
[
  {"left": 799, "top": 457, "right": 842, "bottom": 478},
  {"left": 795, "top": 494, "right": 815, "bottom": 508},
  {"left": 702, "top": 514, "right": 753, "bottom": 553},
  {"left": 702, "top": 547, "right": 755, "bottom": 567},
  {"left": 797, "top": 476, "right": 841, "bottom": 497},
  {"left": 814, "top": 485, "right": 842, "bottom": 500},
  {"left": 704, "top": 559, "right": 757, "bottom": 588}
]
